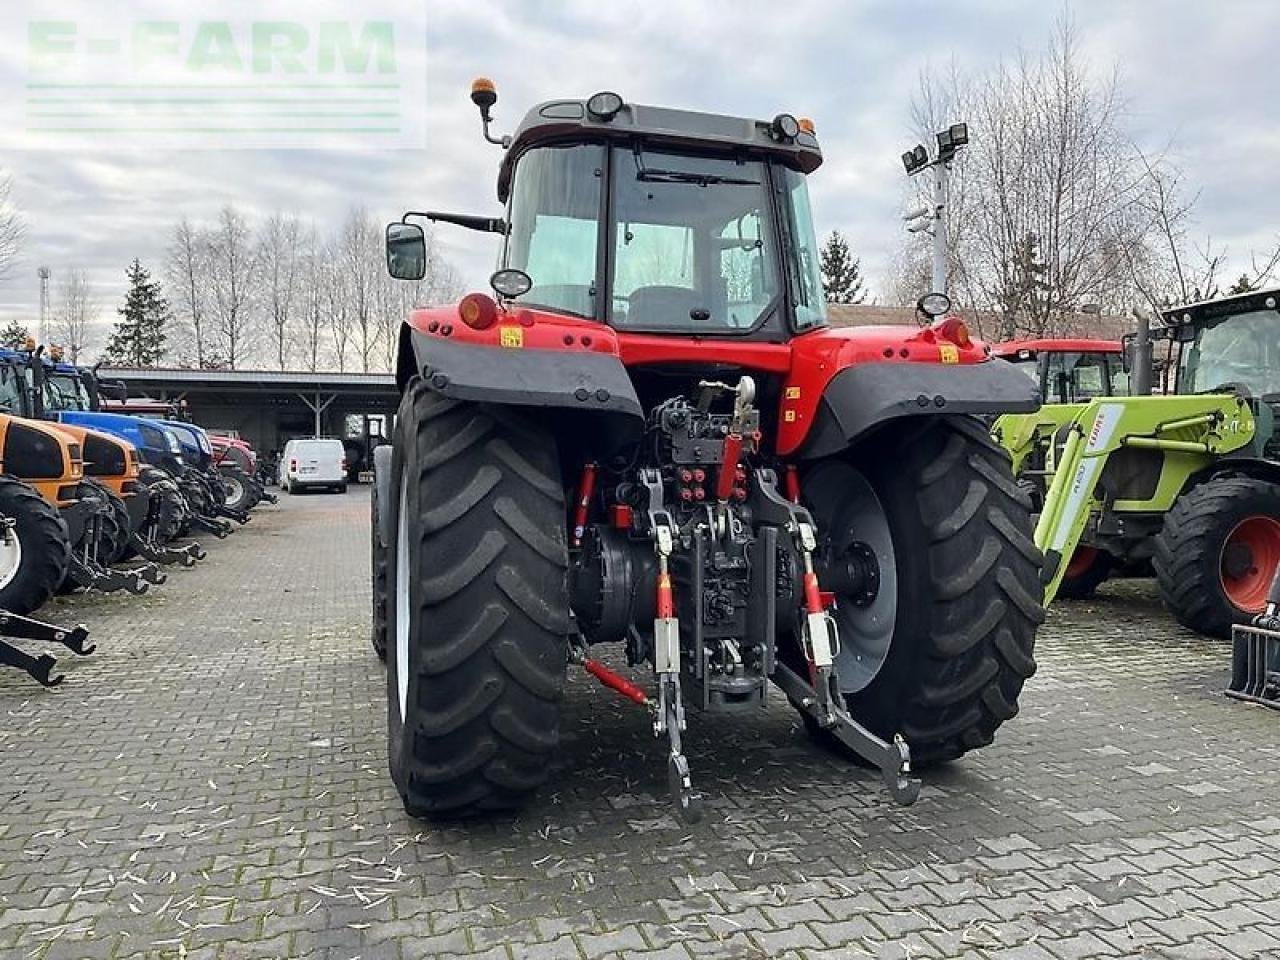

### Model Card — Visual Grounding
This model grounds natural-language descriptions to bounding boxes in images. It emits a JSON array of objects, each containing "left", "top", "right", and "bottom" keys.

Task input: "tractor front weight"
[{"left": 1227, "top": 567, "right": 1280, "bottom": 708}]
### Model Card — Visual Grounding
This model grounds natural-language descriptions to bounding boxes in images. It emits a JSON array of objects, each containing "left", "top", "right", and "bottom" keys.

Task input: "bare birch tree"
[
  {"left": 338, "top": 207, "right": 382, "bottom": 373},
  {"left": 325, "top": 245, "right": 353, "bottom": 372},
  {"left": 297, "top": 225, "right": 329, "bottom": 372},
  {"left": 0, "top": 172, "right": 24, "bottom": 284},
  {"left": 47, "top": 268, "right": 96, "bottom": 363},
  {"left": 206, "top": 205, "right": 259, "bottom": 368},
  {"left": 166, "top": 217, "right": 211, "bottom": 367},
  {"left": 259, "top": 213, "right": 301, "bottom": 369}
]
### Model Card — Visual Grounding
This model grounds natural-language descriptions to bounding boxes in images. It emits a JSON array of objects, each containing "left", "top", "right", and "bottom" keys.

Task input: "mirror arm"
[{"left": 403, "top": 211, "right": 507, "bottom": 235}]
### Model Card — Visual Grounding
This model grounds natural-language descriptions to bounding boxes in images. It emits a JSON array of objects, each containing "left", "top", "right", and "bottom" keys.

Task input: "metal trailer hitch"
[
  {"left": 217, "top": 505, "right": 251, "bottom": 524},
  {"left": 575, "top": 378, "right": 921, "bottom": 821},
  {"left": 130, "top": 533, "right": 203, "bottom": 567},
  {"left": 193, "top": 515, "right": 232, "bottom": 538},
  {"left": 0, "top": 611, "right": 93, "bottom": 687},
  {"left": 771, "top": 664, "right": 920, "bottom": 805},
  {"left": 753, "top": 470, "right": 922, "bottom": 808},
  {"left": 258, "top": 490, "right": 279, "bottom": 505},
  {"left": 69, "top": 556, "right": 152, "bottom": 595}
]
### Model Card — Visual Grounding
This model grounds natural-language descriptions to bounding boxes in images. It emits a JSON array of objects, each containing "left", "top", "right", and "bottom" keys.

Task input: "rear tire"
[
  {"left": 386, "top": 383, "right": 569, "bottom": 818},
  {"left": 371, "top": 476, "right": 387, "bottom": 662},
  {"left": 795, "top": 417, "right": 1044, "bottom": 766},
  {"left": 220, "top": 468, "right": 252, "bottom": 513},
  {"left": 0, "top": 477, "right": 71, "bottom": 615},
  {"left": 1057, "top": 547, "right": 1113, "bottom": 600},
  {"left": 1153, "top": 477, "right": 1280, "bottom": 638}
]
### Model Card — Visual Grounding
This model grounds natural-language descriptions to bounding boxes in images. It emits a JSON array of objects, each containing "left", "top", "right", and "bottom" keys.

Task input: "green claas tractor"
[
  {"left": 372, "top": 81, "right": 1046, "bottom": 821},
  {"left": 994, "top": 288, "right": 1280, "bottom": 636},
  {"left": 991, "top": 338, "right": 1130, "bottom": 596}
]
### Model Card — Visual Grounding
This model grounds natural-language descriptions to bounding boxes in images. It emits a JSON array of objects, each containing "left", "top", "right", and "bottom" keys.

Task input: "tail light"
[
  {"left": 931, "top": 315, "right": 973, "bottom": 349},
  {"left": 341, "top": 459, "right": 347, "bottom": 472},
  {"left": 458, "top": 293, "right": 499, "bottom": 330},
  {"left": 289, "top": 458, "right": 298, "bottom": 472}
]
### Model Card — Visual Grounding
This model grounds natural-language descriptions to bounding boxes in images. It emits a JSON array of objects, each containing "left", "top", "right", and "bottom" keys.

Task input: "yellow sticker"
[
  {"left": 784, "top": 410, "right": 797, "bottom": 423},
  {"left": 939, "top": 343, "right": 959, "bottom": 364},
  {"left": 784, "top": 386, "right": 801, "bottom": 400},
  {"left": 499, "top": 327, "right": 523, "bottom": 349}
]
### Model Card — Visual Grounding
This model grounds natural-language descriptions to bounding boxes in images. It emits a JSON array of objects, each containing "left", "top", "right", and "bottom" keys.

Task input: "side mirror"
[
  {"left": 386, "top": 222, "right": 426, "bottom": 281},
  {"left": 98, "top": 379, "right": 128, "bottom": 401}
]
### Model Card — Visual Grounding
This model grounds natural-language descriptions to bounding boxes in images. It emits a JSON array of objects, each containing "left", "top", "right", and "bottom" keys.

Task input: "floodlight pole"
[{"left": 930, "top": 163, "right": 948, "bottom": 297}]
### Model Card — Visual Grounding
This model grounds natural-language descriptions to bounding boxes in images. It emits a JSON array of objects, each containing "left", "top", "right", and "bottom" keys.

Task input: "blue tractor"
[{"left": 19, "top": 350, "right": 209, "bottom": 562}]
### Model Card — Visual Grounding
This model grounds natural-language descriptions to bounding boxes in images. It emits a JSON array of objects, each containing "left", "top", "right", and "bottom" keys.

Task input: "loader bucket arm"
[
  {"left": 1036, "top": 395, "right": 1257, "bottom": 606},
  {"left": 992, "top": 403, "right": 1088, "bottom": 477}
]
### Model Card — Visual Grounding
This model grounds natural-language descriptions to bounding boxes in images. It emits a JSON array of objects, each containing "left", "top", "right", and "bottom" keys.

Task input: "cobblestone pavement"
[{"left": 3, "top": 488, "right": 1279, "bottom": 960}]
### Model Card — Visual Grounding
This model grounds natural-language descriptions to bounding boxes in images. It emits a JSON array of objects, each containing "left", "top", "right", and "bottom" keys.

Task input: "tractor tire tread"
[
  {"left": 390, "top": 383, "right": 568, "bottom": 819},
  {"left": 890, "top": 419, "right": 1042, "bottom": 766},
  {"left": 0, "top": 476, "right": 71, "bottom": 615},
  {"left": 1153, "top": 476, "right": 1280, "bottom": 637}
]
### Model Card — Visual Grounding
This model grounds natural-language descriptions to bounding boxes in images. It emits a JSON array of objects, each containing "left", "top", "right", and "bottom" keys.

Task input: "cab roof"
[
  {"left": 992, "top": 338, "right": 1122, "bottom": 357},
  {"left": 1160, "top": 287, "right": 1280, "bottom": 326},
  {"left": 498, "top": 98, "right": 822, "bottom": 200}
]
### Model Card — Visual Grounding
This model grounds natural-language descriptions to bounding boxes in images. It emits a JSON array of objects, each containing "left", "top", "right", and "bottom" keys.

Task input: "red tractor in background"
[
  {"left": 372, "top": 82, "right": 1045, "bottom": 821},
  {"left": 991, "top": 338, "right": 1128, "bottom": 405}
]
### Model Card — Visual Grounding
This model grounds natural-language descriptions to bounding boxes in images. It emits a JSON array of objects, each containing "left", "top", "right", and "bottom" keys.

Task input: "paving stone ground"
[{"left": 3, "top": 487, "right": 1279, "bottom": 960}]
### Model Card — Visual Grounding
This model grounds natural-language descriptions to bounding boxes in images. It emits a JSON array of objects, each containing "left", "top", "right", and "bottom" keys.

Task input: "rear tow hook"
[{"left": 772, "top": 663, "right": 921, "bottom": 805}]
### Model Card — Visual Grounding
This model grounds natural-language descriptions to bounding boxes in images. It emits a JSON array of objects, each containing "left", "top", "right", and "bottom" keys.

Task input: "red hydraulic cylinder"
[
  {"left": 717, "top": 433, "right": 743, "bottom": 501},
  {"left": 572, "top": 462, "right": 598, "bottom": 547},
  {"left": 784, "top": 465, "right": 801, "bottom": 503},
  {"left": 583, "top": 658, "right": 649, "bottom": 706}
]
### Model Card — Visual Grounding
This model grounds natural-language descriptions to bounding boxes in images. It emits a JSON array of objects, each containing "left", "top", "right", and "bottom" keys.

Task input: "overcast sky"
[{"left": 1, "top": 0, "right": 1278, "bottom": 338}]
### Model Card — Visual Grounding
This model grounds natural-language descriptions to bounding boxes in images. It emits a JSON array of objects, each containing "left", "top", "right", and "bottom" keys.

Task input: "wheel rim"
[
  {"left": 806, "top": 464, "right": 898, "bottom": 693},
  {"left": 0, "top": 529, "right": 23, "bottom": 590},
  {"left": 1065, "top": 546, "right": 1099, "bottom": 580},
  {"left": 1220, "top": 515, "right": 1280, "bottom": 613},
  {"left": 223, "top": 477, "right": 245, "bottom": 509},
  {"left": 395, "top": 477, "right": 411, "bottom": 721}
]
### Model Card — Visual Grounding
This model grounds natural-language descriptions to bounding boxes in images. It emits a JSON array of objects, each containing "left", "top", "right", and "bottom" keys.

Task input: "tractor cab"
[
  {"left": 1161, "top": 289, "right": 1280, "bottom": 395},
  {"left": 1159, "top": 290, "right": 1280, "bottom": 444},
  {"left": 993, "top": 339, "right": 1127, "bottom": 405},
  {"left": 392, "top": 85, "right": 827, "bottom": 341}
]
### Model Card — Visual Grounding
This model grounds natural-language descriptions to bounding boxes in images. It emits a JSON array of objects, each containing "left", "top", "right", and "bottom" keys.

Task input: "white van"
[{"left": 279, "top": 438, "right": 348, "bottom": 493}]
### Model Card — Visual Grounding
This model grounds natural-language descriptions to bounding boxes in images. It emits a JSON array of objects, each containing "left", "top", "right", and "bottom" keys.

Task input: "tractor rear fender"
[
  {"left": 795, "top": 360, "right": 1040, "bottom": 460},
  {"left": 396, "top": 320, "right": 644, "bottom": 454}
]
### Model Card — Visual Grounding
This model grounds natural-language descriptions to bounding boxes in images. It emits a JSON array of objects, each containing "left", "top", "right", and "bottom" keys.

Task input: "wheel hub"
[
  {"left": 0, "top": 526, "right": 22, "bottom": 591},
  {"left": 1221, "top": 515, "right": 1280, "bottom": 613},
  {"left": 822, "top": 541, "right": 880, "bottom": 608}
]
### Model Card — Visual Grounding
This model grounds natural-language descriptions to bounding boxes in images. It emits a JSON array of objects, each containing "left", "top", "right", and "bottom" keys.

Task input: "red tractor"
[
  {"left": 373, "top": 82, "right": 1044, "bottom": 821},
  {"left": 991, "top": 338, "right": 1128, "bottom": 405}
]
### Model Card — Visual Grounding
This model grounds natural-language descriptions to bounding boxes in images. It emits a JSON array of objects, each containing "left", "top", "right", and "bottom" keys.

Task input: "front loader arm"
[
  {"left": 993, "top": 403, "right": 1087, "bottom": 477},
  {"left": 1036, "top": 395, "right": 1256, "bottom": 606}
]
